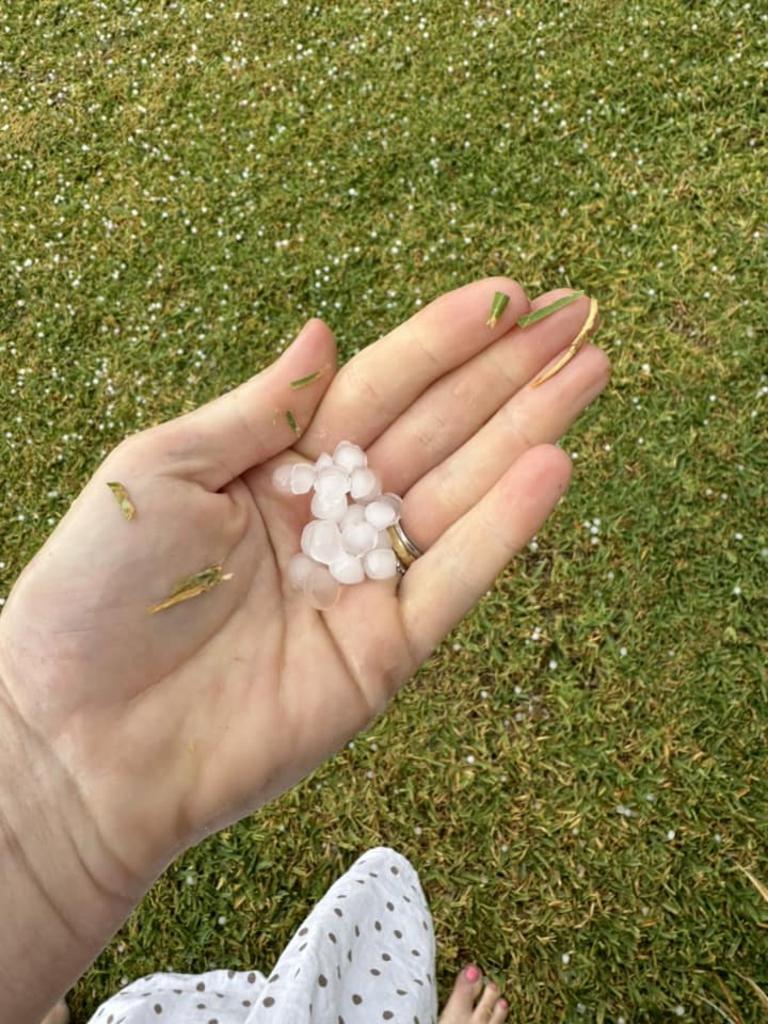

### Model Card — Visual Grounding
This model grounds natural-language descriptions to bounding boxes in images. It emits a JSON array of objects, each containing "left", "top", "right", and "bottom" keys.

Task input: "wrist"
[{"left": 0, "top": 676, "right": 145, "bottom": 1021}]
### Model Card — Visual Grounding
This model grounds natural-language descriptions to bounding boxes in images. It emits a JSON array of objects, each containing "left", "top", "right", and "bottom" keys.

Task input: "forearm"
[{"left": 0, "top": 682, "right": 146, "bottom": 1023}]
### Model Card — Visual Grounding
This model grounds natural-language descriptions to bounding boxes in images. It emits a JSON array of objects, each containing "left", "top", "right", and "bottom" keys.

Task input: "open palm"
[{"left": 0, "top": 277, "right": 608, "bottom": 886}]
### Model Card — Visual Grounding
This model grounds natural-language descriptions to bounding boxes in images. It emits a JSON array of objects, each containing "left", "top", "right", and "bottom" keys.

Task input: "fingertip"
[
  {"left": 493, "top": 444, "right": 573, "bottom": 520},
  {"left": 544, "top": 443, "right": 575, "bottom": 497},
  {"left": 292, "top": 317, "right": 337, "bottom": 362},
  {"left": 419, "top": 276, "right": 530, "bottom": 338},
  {"left": 588, "top": 341, "right": 612, "bottom": 385},
  {"left": 531, "top": 285, "right": 590, "bottom": 308},
  {"left": 512, "top": 442, "right": 574, "bottom": 485},
  {"left": 302, "top": 315, "right": 332, "bottom": 338},
  {"left": 277, "top": 319, "right": 338, "bottom": 403},
  {"left": 486, "top": 273, "right": 529, "bottom": 294},
  {"left": 548, "top": 442, "right": 575, "bottom": 479},
  {"left": 484, "top": 276, "right": 530, "bottom": 318}
]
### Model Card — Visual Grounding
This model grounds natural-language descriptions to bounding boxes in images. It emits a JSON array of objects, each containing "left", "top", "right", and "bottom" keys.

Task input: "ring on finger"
[{"left": 387, "top": 520, "right": 424, "bottom": 574}]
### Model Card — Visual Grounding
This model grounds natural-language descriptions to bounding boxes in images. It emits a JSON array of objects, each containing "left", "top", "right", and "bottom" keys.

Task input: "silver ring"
[
  {"left": 392, "top": 520, "right": 423, "bottom": 560},
  {"left": 387, "top": 521, "right": 424, "bottom": 575}
]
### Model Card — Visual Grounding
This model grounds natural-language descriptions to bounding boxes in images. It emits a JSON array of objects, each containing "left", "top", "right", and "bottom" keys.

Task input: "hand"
[{"left": 0, "top": 277, "right": 609, "bottom": 892}]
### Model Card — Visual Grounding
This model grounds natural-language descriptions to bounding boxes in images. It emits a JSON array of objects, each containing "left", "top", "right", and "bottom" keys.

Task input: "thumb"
[{"left": 156, "top": 318, "right": 337, "bottom": 490}]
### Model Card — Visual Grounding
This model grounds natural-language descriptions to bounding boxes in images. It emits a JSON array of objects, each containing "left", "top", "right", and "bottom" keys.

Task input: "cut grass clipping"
[
  {"left": 486, "top": 291, "right": 510, "bottom": 327},
  {"left": 289, "top": 369, "right": 325, "bottom": 390},
  {"left": 285, "top": 409, "right": 301, "bottom": 434},
  {"left": 516, "top": 290, "right": 586, "bottom": 327},
  {"left": 530, "top": 296, "right": 600, "bottom": 388},
  {"left": 147, "top": 564, "right": 234, "bottom": 614},
  {"left": 106, "top": 481, "right": 136, "bottom": 520}
]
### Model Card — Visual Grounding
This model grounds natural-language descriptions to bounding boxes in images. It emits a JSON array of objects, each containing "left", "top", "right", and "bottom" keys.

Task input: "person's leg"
[
  {"left": 255, "top": 845, "right": 508, "bottom": 1023},
  {"left": 252, "top": 845, "right": 438, "bottom": 1021}
]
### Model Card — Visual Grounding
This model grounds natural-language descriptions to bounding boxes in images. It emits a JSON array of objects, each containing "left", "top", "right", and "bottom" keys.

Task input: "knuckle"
[
  {"left": 104, "top": 424, "right": 168, "bottom": 470},
  {"left": 435, "top": 467, "right": 467, "bottom": 520},
  {"left": 108, "top": 430, "right": 149, "bottom": 461},
  {"left": 413, "top": 410, "right": 449, "bottom": 457},
  {"left": 340, "top": 357, "right": 389, "bottom": 418},
  {"left": 502, "top": 403, "right": 536, "bottom": 450}
]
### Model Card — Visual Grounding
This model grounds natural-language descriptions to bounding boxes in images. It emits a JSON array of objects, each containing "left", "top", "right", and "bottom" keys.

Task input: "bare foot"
[
  {"left": 39, "top": 1000, "right": 69, "bottom": 1024},
  {"left": 438, "top": 964, "right": 508, "bottom": 1023}
]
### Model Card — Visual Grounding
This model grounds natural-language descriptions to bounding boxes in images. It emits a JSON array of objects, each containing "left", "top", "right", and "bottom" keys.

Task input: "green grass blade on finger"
[
  {"left": 289, "top": 368, "right": 325, "bottom": 390},
  {"left": 485, "top": 291, "right": 510, "bottom": 327},
  {"left": 285, "top": 409, "right": 301, "bottom": 434},
  {"left": 516, "top": 290, "right": 585, "bottom": 327}
]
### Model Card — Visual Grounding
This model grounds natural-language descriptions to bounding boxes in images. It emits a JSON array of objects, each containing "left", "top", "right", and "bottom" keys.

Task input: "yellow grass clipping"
[
  {"left": 530, "top": 296, "right": 600, "bottom": 388},
  {"left": 106, "top": 481, "right": 136, "bottom": 520},
  {"left": 147, "top": 564, "right": 234, "bottom": 614}
]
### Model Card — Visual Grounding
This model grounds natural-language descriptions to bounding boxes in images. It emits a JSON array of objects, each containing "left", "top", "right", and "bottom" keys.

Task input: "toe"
[
  {"left": 439, "top": 964, "right": 484, "bottom": 1022},
  {"left": 489, "top": 996, "right": 509, "bottom": 1022},
  {"left": 473, "top": 979, "right": 501, "bottom": 1020}
]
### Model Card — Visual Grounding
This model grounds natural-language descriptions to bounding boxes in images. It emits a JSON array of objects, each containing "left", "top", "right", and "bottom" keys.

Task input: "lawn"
[{"left": 1, "top": 1, "right": 766, "bottom": 1021}]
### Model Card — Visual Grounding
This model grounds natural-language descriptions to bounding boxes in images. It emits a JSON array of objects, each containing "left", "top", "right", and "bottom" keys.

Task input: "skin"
[{"left": 0, "top": 277, "right": 609, "bottom": 1022}]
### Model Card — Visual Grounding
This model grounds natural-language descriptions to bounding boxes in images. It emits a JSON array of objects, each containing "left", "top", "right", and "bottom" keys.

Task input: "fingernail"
[{"left": 465, "top": 965, "right": 480, "bottom": 982}]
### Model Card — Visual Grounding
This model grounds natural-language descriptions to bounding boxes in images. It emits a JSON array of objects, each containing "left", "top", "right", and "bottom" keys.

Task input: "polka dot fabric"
[{"left": 87, "top": 847, "right": 437, "bottom": 1024}]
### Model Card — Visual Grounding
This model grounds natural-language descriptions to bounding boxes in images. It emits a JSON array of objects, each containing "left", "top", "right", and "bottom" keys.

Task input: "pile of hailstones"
[{"left": 273, "top": 441, "right": 403, "bottom": 609}]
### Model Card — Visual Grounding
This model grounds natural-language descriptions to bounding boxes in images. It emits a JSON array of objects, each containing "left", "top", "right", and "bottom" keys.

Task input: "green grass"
[{"left": 1, "top": 0, "right": 767, "bottom": 1020}]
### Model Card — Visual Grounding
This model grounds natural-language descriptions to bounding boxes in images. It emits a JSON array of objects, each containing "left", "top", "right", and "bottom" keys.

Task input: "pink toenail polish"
[
  {"left": 499, "top": 999, "right": 508, "bottom": 1009},
  {"left": 465, "top": 965, "right": 480, "bottom": 982}
]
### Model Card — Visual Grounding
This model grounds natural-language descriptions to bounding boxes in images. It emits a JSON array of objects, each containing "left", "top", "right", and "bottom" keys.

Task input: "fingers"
[
  {"left": 398, "top": 445, "right": 572, "bottom": 664},
  {"left": 365, "top": 289, "right": 598, "bottom": 495},
  {"left": 401, "top": 342, "right": 609, "bottom": 550},
  {"left": 147, "top": 319, "right": 337, "bottom": 490},
  {"left": 295, "top": 277, "right": 530, "bottom": 458}
]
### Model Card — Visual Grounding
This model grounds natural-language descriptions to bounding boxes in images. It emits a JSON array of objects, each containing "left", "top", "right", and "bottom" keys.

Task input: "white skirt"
[{"left": 88, "top": 846, "right": 438, "bottom": 1024}]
